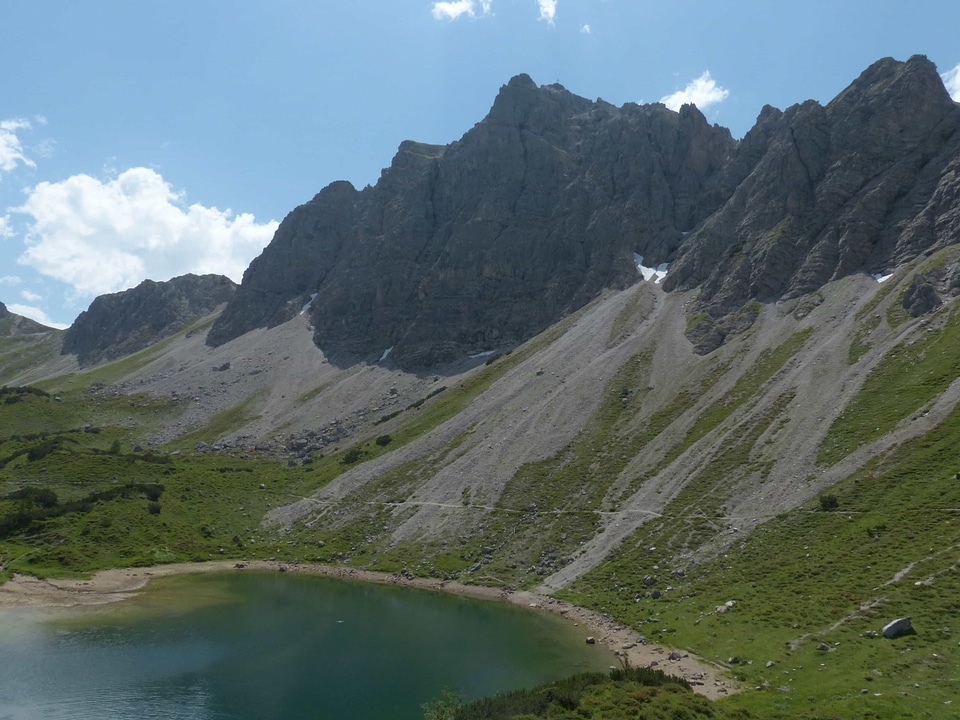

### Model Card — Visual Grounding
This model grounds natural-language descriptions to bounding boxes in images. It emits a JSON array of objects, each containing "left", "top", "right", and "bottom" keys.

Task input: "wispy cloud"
[
  {"left": 943, "top": 62, "right": 960, "bottom": 102},
  {"left": 0, "top": 118, "right": 36, "bottom": 175},
  {"left": 0, "top": 215, "right": 14, "bottom": 238},
  {"left": 580, "top": 23, "right": 591, "bottom": 34},
  {"left": 12, "top": 167, "right": 278, "bottom": 297},
  {"left": 0, "top": 275, "right": 22, "bottom": 286},
  {"left": 20, "top": 289, "right": 42, "bottom": 303},
  {"left": 660, "top": 71, "right": 729, "bottom": 111},
  {"left": 537, "top": 0, "right": 557, "bottom": 24},
  {"left": 431, "top": 0, "right": 491, "bottom": 20},
  {"left": 6, "top": 303, "right": 68, "bottom": 329}
]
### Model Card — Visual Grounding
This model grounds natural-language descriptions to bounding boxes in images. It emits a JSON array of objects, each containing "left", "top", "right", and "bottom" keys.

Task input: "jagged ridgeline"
[
  {"left": 206, "top": 55, "right": 960, "bottom": 368},
  {"left": 62, "top": 274, "right": 236, "bottom": 367}
]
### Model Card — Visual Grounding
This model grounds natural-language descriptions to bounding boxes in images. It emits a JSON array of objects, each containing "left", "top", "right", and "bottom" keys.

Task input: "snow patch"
[
  {"left": 872, "top": 273, "right": 894, "bottom": 284},
  {"left": 634, "top": 254, "right": 669, "bottom": 284},
  {"left": 378, "top": 346, "right": 394, "bottom": 362},
  {"left": 300, "top": 293, "right": 318, "bottom": 315}
]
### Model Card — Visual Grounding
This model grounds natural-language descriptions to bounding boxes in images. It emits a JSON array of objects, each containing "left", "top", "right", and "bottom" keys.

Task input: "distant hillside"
[
  {"left": 0, "top": 301, "right": 53, "bottom": 337},
  {"left": 62, "top": 274, "right": 236, "bottom": 367}
]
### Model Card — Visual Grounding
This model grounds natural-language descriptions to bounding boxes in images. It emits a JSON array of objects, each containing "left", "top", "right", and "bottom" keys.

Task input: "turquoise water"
[{"left": 0, "top": 572, "right": 612, "bottom": 719}]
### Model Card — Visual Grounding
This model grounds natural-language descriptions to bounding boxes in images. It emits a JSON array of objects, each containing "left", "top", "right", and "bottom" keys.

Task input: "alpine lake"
[{"left": 0, "top": 570, "right": 614, "bottom": 719}]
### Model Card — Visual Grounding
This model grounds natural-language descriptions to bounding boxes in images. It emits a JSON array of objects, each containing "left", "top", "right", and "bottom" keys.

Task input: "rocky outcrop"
[
  {"left": 209, "top": 76, "right": 737, "bottom": 368},
  {"left": 902, "top": 275, "right": 942, "bottom": 316},
  {"left": 62, "top": 274, "right": 236, "bottom": 366},
  {"left": 664, "top": 55, "right": 960, "bottom": 338},
  {"left": 0, "top": 302, "right": 53, "bottom": 336},
  {"left": 210, "top": 56, "right": 960, "bottom": 366}
]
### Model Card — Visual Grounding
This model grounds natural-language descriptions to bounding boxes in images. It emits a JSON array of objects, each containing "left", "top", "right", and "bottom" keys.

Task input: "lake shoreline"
[{"left": 0, "top": 560, "right": 734, "bottom": 699}]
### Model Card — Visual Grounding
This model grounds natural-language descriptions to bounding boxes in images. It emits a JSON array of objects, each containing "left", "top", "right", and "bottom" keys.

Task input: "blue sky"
[{"left": 2, "top": 1, "right": 959, "bottom": 329}]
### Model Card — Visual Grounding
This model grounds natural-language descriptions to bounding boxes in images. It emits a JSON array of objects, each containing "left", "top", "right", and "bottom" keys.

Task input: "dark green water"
[{"left": 0, "top": 572, "right": 612, "bottom": 719}]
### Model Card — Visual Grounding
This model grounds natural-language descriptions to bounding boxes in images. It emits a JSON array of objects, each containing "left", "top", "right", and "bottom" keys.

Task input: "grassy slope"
[{"left": 4, "top": 274, "right": 960, "bottom": 718}]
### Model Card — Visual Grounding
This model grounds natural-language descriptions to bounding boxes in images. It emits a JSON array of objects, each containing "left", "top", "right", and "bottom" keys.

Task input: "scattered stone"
[{"left": 585, "top": 636, "right": 596, "bottom": 645}]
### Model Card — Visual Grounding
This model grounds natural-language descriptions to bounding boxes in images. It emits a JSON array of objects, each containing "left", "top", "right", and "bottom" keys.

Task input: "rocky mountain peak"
[
  {"left": 208, "top": 73, "right": 737, "bottom": 368},
  {"left": 64, "top": 274, "right": 236, "bottom": 366},
  {"left": 0, "top": 301, "right": 54, "bottom": 337},
  {"left": 207, "top": 57, "right": 960, "bottom": 366},
  {"left": 661, "top": 56, "right": 960, "bottom": 350}
]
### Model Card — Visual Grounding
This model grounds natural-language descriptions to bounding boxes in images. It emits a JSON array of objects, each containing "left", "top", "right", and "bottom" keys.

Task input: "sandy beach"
[{"left": 0, "top": 560, "right": 734, "bottom": 700}]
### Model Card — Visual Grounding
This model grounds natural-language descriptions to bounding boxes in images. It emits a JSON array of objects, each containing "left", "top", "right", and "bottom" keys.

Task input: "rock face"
[
  {"left": 209, "top": 55, "right": 960, "bottom": 367},
  {"left": 664, "top": 56, "right": 960, "bottom": 328},
  {"left": 62, "top": 274, "right": 236, "bottom": 366},
  {"left": 208, "top": 75, "right": 738, "bottom": 367}
]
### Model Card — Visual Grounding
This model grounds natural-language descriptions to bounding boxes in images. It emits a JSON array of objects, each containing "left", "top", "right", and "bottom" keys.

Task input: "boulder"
[{"left": 881, "top": 617, "right": 914, "bottom": 638}]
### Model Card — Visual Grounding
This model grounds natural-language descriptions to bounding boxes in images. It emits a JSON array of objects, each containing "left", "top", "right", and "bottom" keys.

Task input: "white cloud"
[
  {"left": 0, "top": 118, "right": 36, "bottom": 175},
  {"left": 431, "top": 1, "right": 491, "bottom": 20},
  {"left": 580, "top": 24, "right": 591, "bottom": 34},
  {"left": 6, "top": 303, "right": 69, "bottom": 329},
  {"left": 660, "top": 71, "right": 730, "bottom": 111},
  {"left": 537, "top": 0, "right": 557, "bottom": 24},
  {"left": 12, "top": 167, "right": 279, "bottom": 297},
  {"left": 943, "top": 62, "right": 960, "bottom": 102},
  {"left": 0, "top": 215, "right": 13, "bottom": 238},
  {"left": 0, "top": 275, "right": 22, "bottom": 285},
  {"left": 20, "top": 289, "right": 42, "bottom": 303}
]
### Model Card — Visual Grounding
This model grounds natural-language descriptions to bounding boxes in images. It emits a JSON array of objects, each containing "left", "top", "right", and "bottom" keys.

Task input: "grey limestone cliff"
[
  {"left": 63, "top": 274, "right": 236, "bottom": 366},
  {"left": 208, "top": 74, "right": 737, "bottom": 367},
  {"left": 663, "top": 55, "right": 960, "bottom": 349},
  {"left": 209, "top": 56, "right": 960, "bottom": 365}
]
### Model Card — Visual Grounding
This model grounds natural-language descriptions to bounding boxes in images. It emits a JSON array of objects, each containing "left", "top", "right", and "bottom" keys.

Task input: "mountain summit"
[
  {"left": 207, "top": 73, "right": 737, "bottom": 367},
  {"left": 206, "top": 56, "right": 959, "bottom": 368}
]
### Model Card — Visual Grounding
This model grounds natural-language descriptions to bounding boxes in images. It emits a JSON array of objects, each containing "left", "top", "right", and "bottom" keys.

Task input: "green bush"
[
  {"left": 341, "top": 448, "right": 363, "bottom": 465},
  {"left": 819, "top": 493, "right": 839, "bottom": 511},
  {"left": 375, "top": 434, "right": 392, "bottom": 447}
]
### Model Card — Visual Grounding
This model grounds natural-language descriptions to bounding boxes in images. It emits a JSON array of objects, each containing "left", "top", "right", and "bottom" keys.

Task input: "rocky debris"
[
  {"left": 715, "top": 600, "right": 737, "bottom": 614},
  {"left": 882, "top": 616, "right": 914, "bottom": 638},
  {"left": 63, "top": 274, "right": 236, "bottom": 366}
]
